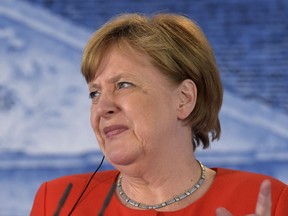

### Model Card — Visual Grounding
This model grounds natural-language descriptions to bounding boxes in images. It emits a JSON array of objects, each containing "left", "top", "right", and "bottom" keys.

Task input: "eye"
[
  {"left": 89, "top": 90, "right": 101, "bottom": 99},
  {"left": 117, "top": 82, "right": 134, "bottom": 89}
]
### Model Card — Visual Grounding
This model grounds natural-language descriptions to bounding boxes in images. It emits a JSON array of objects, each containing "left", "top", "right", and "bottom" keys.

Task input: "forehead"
[
  {"left": 91, "top": 45, "right": 154, "bottom": 80},
  {"left": 88, "top": 45, "right": 176, "bottom": 91}
]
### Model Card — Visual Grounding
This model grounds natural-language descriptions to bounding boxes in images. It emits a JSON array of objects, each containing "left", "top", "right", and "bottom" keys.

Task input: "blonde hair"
[{"left": 81, "top": 13, "right": 223, "bottom": 149}]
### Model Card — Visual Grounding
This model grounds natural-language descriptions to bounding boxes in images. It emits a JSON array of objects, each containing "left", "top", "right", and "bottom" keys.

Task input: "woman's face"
[{"left": 89, "top": 47, "right": 183, "bottom": 167}]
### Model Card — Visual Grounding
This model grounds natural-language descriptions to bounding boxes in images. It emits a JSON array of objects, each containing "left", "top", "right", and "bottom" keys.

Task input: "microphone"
[
  {"left": 68, "top": 155, "right": 105, "bottom": 215},
  {"left": 54, "top": 183, "right": 73, "bottom": 216},
  {"left": 98, "top": 180, "right": 117, "bottom": 216}
]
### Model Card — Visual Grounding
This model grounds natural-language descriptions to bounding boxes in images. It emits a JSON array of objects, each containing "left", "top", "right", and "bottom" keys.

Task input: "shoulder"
[
  {"left": 30, "top": 170, "right": 119, "bottom": 215},
  {"left": 46, "top": 169, "right": 119, "bottom": 188},
  {"left": 214, "top": 167, "right": 286, "bottom": 186},
  {"left": 182, "top": 168, "right": 288, "bottom": 215},
  {"left": 212, "top": 168, "right": 287, "bottom": 202}
]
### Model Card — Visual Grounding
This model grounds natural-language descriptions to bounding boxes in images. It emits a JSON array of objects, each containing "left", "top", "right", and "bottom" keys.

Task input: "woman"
[{"left": 30, "top": 13, "right": 288, "bottom": 215}]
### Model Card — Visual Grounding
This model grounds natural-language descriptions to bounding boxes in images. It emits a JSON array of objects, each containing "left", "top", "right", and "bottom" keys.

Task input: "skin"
[
  {"left": 88, "top": 46, "right": 198, "bottom": 175},
  {"left": 88, "top": 45, "right": 272, "bottom": 214}
]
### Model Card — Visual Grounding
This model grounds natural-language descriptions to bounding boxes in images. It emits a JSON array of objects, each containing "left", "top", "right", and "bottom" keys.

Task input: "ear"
[{"left": 177, "top": 79, "right": 197, "bottom": 120}]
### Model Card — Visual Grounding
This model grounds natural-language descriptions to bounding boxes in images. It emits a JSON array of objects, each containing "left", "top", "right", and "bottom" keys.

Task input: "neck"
[
  {"left": 117, "top": 160, "right": 206, "bottom": 210},
  {"left": 117, "top": 148, "right": 201, "bottom": 207},
  {"left": 115, "top": 126, "right": 196, "bottom": 178}
]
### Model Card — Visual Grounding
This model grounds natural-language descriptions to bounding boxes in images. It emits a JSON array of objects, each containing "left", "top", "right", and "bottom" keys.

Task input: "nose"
[{"left": 94, "top": 91, "right": 118, "bottom": 118}]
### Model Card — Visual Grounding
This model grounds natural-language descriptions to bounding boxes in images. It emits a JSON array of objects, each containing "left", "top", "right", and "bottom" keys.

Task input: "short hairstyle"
[{"left": 81, "top": 13, "right": 223, "bottom": 149}]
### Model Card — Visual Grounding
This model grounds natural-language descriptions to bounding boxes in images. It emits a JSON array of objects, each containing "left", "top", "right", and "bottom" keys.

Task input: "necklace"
[{"left": 117, "top": 160, "right": 206, "bottom": 210}]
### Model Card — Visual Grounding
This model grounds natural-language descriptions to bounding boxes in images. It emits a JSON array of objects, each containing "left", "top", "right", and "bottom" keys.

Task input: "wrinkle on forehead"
[{"left": 90, "top": 43, "right": 155, "bottom": 82}]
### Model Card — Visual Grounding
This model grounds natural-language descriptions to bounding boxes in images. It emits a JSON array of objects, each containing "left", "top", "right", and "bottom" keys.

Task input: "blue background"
[{"left": 0, "top": 0, "right": 287, "bottom": 215}]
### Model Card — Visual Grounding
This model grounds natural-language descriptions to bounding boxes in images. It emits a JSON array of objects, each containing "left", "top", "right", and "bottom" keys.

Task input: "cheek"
[
  {"left": 131, "top": 97, "right": 175, "bottom": 137},
  {"left": 125, "top": 102, "right": 160, "bottom": 139},
  {"left": 90, "top": 106, "right": 97, "bottom": 132},
  {"left": 90, "top": 106, "right": 105, "bottom": 148}
]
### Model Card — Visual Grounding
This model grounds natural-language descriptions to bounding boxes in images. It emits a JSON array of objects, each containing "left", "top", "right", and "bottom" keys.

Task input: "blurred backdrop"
[{"left": 0, "top": 0, "right": 288, "bottom": 215}]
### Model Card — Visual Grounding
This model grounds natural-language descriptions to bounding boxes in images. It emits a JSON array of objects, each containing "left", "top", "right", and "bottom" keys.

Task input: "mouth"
[{"left": 103, "top": 125, "right": 129, "bottom": 139}]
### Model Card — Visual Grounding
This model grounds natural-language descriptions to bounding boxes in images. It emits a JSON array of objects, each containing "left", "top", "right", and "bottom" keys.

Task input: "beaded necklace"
[{"left": 117, "top": 160, "right": 206, "bottom": 210}]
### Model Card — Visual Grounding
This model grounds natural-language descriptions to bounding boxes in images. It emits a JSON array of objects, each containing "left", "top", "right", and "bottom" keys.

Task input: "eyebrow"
[
  {"left": 88, "top": 72, "right": 133, "bottom": 89},
  {"left": 110, "top": 73, "right": 125, "bottom": 83}
]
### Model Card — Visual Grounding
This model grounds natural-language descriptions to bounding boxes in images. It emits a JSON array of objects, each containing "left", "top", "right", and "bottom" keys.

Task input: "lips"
[{"left": 103, "top": 125, "right": 128, "bottom": 138}]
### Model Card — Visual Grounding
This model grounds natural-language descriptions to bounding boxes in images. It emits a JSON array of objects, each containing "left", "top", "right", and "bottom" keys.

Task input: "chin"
[{"left": 107, "top": 151, "right": 139, "bottom": 167}]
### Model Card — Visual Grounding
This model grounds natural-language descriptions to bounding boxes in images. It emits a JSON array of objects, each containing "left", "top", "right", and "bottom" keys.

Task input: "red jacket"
[{"left": 30, "top": 168, "right": 288, "bottom": 215}]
